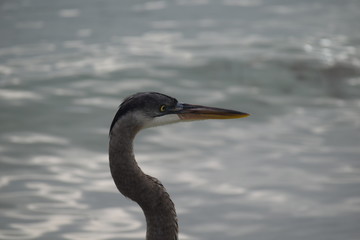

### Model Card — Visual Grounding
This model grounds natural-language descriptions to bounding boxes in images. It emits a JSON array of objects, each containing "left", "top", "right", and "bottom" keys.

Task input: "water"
[{"left": 1, "top": 0, "right": 360, "bottom": 239}]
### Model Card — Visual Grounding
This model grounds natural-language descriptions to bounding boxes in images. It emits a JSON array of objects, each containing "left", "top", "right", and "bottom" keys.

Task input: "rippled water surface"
[{"left": 1, "top": 0, "right": 360, "bottom": 240}]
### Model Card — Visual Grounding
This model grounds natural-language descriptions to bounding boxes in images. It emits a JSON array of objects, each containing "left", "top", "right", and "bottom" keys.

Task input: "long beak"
[{"left": 175, "top": 103, "right": 249, "bottom": 120}]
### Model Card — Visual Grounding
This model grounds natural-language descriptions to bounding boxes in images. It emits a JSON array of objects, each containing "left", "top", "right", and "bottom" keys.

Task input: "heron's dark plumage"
[
  {"left": 109, "top": 92, "right": 248, "bottom": 240},
  {"left": 109, "top": 92, "right": 180, "bottom": 240}
]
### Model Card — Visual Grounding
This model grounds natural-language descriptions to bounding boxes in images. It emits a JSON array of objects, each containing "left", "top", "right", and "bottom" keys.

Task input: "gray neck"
[{"left": 109, "top": 115, "right": 178, "bottom": 240}]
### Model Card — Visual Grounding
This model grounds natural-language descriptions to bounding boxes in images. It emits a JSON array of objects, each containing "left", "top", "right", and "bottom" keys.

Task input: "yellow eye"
[{"left": 160, "top": 105, "right": 167, "bottom": 112}]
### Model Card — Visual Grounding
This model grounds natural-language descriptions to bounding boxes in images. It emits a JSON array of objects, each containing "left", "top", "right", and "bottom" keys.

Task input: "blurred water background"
[{"left": 1, "top": 0, "right": 360, "bottom": 239}]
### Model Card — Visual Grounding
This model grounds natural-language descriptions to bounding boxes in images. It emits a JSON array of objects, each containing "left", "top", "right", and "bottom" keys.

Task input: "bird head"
[{"left": 110, "top": 92, "right": 249, "bottom": 134}]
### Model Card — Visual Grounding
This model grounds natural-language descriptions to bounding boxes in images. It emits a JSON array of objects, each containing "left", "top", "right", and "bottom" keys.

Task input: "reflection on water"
[{"left": 1, "top": 0, "right": 360, "bottom": 239}]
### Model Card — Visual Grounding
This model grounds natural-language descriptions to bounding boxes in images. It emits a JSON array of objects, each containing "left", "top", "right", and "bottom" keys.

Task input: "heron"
[{"left": 109, "top": 92, "right": 249, "bottom": 240}]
